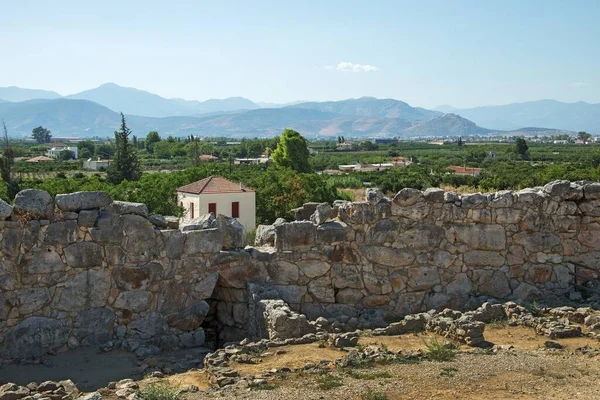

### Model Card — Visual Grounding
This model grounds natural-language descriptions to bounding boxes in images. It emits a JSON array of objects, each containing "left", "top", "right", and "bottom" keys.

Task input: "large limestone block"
[
  {"left": 337, "top": 202, "right": 378, "bottom": 225},
  {"left": 463, "top": 250, "right": 505, "bottom": 267},
  {"left": 165, "top": 300, "right": 210, "bottom": 331},
  {"left": 331, "top": 264, "right": 363, "bottom": 289},
  {"left": 362, "top": 246, "right": 415, "bottom": 267},
  {"left": 103, "top": 201, "right": 148, "bottom": 217},
  {"left": 122, "top": 214, "right": 158, "bottom": 259},
  {"left": 367, "top": 219, "right": 400, "bottom": 244},
  {"left": 393, "top": 188, "right": 423, "bottom": 207},
  {"left": 446, "top": 273, "right": 473, "bottom": 296},
  {"left": 128, "top": 312, "right": 165, "bottom": 339},
  {"left": 259, "top": 299, "right": 315, "bottom": 340},
  {"left": 74, "top": 307, "right": 115, "bottom": 345},
  {"left": 316, "top": 221, "right": 350, "bottom": 243},
  {"left": 335, "top": 288, "right": 364, "bottom": 304},
  {"left": 64, "top": 242, "right": 103, "bottom": 267},
  {"left": 115, "top": 262, "right": 163, "bottom": 290},
  {"left": 43, "top": 220, "right": 79, "bottom": 245},
  {"left": 217, "top": 214, "right": 246, "bottom": 250},
  {"left": 55, "top": 269, "right": 111, "bottom": 312},
  {"left": 307, "top": 276, "right": 335, "bottom": 303},
  {"left": 14, "top": 189, "right": 53, "bottom": 218},
  {"left": 274, "top": 221, "right": 316, "bottom": 251},
  {"left": 0, "top": 198, "right": 12, "bottom": 219},
  {"left": 255, "top": 224, "right": 276, "bottom": 247},
  {"left": 90, "top": 211, "right": 123, "bottom": 244},
  {"left": 267, "top": 260, "right": 299, "bottom": 284},
  {"left": 513, "top": 232, "right": 560, "bottom": 252},
  {"left": 2, "top": 317, "right": 69, "bottom": 359},
  {"left": 450, "top": 223, "right": 506, "bottom": 250},
  {"left": 473, "top": 269, "right": 511, "bottom": 298},
  {"left": 184, "top": 229, "right": 222, "bottom": 254},
  {"left": 298, "top": 259, "right": 331, "bottom": 278},
  {"left": 22, "top": 247, "right": 66, "bottom": 275},
  {"left": 407, "top": 267, "right": 440, "bottom": 291},
  {"left": 17, "top": 287, "right": 51, "bottom": 314},
  {"left": 55, "top": 191, "right": 113, "bottom": 211},
  {"left": 161, "top": 229, "right": 186, "bottom": 259},
  {"left": 310, "top": 203, "right": 334, "bottom": 225},
  {"left": 113, "top": 291, "right": 153, "bottom": 313},
  {"left": 583, "top": 182, "right": 600, "bottom": 200},
  {"left": 397, "top": 226, "right": 444, "bottom": 249}
]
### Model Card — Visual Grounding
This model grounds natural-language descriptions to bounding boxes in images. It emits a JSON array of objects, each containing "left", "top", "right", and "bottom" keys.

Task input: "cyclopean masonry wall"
[{"left": 1, "top": 179, "right": 599, "bottom": 359}]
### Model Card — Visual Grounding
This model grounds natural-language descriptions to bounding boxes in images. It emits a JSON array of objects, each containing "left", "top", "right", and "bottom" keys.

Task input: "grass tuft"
[
  {"left": 139, "top": 382, "right": 179, "bottom": 400},
  {"left": 424, "top": 337, "right": 456, "bottom": 362},
  {"left": 361, "top": 389, "right": 389, "bottom": 400},
  {"left": 316, "top": 373, "right": 344, "bottom": 390}
]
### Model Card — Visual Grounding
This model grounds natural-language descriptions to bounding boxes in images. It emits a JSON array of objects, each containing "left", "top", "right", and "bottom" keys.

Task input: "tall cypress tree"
[
  {"left": 107, "top": 113, "right": 141, "bottom": 184},
  {"left": 0, "top": 120, "right": 19, "bottom": 199}
]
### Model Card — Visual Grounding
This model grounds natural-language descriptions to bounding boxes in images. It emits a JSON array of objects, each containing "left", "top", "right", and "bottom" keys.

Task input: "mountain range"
[{"left": 0, "top": 83, "right": 596, "bottom": 138}]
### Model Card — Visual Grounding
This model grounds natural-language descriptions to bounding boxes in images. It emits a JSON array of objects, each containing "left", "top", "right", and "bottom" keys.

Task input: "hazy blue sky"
[{"left": 1, "top": 0, "right": 598, "bottom": 108}]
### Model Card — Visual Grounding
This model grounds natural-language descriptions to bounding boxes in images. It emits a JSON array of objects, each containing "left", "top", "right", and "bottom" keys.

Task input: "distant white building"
[
  {"left": 234, "top": 157, "right": 271, "bottom": 165},
  {"left": 47, "top": 146, "right": 78, "bottom": 159},
  {"left": 83, "top": 158, "right": 111, "bottom": 170},
  {"left": 176, "top": 176, "right": 256, "bottom": 231}
]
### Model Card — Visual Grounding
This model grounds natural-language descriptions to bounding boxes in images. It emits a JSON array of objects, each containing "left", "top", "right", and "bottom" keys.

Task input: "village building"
[
  {"left": 25, "top": 156, "right": 54, "bottom": 163},
  {"left": 83, "top": 158, "right": 111, "bottom": 171},
  {"left": 47, "top": 145, "right": 78, "bottom": 159},
  {"left": 176, "top": 175, "right": 256, "bottom": 231}
]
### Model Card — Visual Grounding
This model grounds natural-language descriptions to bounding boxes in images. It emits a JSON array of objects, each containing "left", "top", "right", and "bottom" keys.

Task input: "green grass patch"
[
  {"left": 424, "top": 337, "right": 457, "bottom": 362},
  {"left": 316, "top": 373, "right": 344, "bottom": 390},
  {"left": 361, "top": 389, "right": 389, "bottom": 400},
  {"left": 139, "top": 382, "right": 179, "bottom": 400}
]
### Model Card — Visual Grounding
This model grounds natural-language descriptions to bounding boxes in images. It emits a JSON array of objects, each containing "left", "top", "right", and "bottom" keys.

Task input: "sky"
[{"left": 0, "top": 0, "right": 599, "bottom": 108}]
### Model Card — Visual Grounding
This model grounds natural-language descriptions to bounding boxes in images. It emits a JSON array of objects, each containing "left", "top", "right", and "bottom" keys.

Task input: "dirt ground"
[{"left": 0, "top": 348, "right": 140, "bottom": 391}]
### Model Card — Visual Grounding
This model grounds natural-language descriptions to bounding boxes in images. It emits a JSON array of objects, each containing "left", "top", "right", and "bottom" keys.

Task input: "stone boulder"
[
  {"left": 181, "top": 214, "right": 217, "bottom": 231},
  {"left": 258, "top": 299, "right": 315, "bottom": 340},
  {"left": 166, "top": 300, "right": 210, "bottom": 331},
  {"left": 0, "top": 199, "right": 12, "bottom": 219},
  {"left": 274, "top": 221, "right": 316, "bottom": 251},
  {"left": 365, "top": 188, "right": 384, "bottom": 205},
  {"left": 104, "top": 201, "right": 149, "bottom": 217},
  {"left": 14, "top": 189, "right": 53, "bottom": 218},
  {"left": 217, "top": 214, "right": 246, "bottom": 249},
  {"left": 55, "top": 191, "right": 113, "bottom": 212},
  {"left": 291, "top": 202, "right": 321, "bottom": 221},
  {"left": 2, "top": 317, "right": 69, "bottom": 359},
  {"left": 255, "top": 224, "right": 276, "bottom": 247},
  {"left": 310, "top": 203, "right": 334, "bottom": 225}
]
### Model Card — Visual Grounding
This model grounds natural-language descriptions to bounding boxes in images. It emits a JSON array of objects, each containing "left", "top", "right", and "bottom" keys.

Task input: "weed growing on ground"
[
  {"left": 345, "top": 369, "right": 392, "bottom": 380},
  {"left": 424, "top": 337, "right": 456, "bottom": 362},
  {"left": 528, "top": 301, "right": 544, "bottom": 317},
  {"left": 316, "top": 373, "right": 344, "bottom": 390},
  {"left": 139, "top": 382, "right": 179, "bottom": 400},
  {"left": 361, "top": 389, "right": 389, "bottom": 400},
  {"left": 488, "top": 319, "right": 508, "bottom": 329},
  {"left": 440, "top": 366, "right": 458, "bottom": 377}
]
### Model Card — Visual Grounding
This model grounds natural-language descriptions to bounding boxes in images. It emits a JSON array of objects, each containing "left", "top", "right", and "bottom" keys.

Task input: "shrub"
[
  {"left": 423, "top": 337, "right": 456, "bottom": 362},
  {"left": 139, "top": 382, "right": 179, "bottom": 400},
  {"left": 361, "top": 389, "right": 389, "bottom": 400},
  {"left": 316, "top": 373, "right": 344, "bottom": 390}
]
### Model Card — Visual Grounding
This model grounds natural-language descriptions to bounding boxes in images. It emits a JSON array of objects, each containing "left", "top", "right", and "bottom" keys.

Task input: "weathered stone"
[
  {"left": 75, "top": 307, "right": 115, "bottom": 345},
  {"left": 446, "top": 273, "right": 472, "bottom": 296},
  {"left": 291, "top": 202, "right": 320, "bottom": 221},
  {"left": 128, "top": 312, "right": 165, "bottom": 339},
  {"left": 274, "top": 221, "right": 315, "bottom": 251},
  {"left": 273, "top": 285, "right": 307, "bottom": 304},
  {"left": 78, "top": 210, "right": 98, "bottom": 227},
  {"left": 161, "top": 229, "right": 185, "bottom": 259},
  {"left": 310, "top": 202, "right": 334, "bottom": 225},
  {"left": 166, "top": 300, "right": 210, "bottom": 331},
  {"left": 584, "top": 182, "right": 600, "bottom": 200},
  {"left": 89, "top": 211, "right": 123, "bottom": 244},
  {"left": 0, "top": 198, "right": 12, "bottom": 219},
  {"left": 307, "top": 276, "right": 335, "bottom": 303},
  {"left": 407, "top": 267, "right": 440, "bottom": 291},
  {"left": 55, "top": 269, "right": 111, "bottom": 312},
  {"left": 43, "top": 220, "right": 79, "bottom": 245},
  {"left": 463, "top": 250, "right": 505, "bottom": 267},
  {"left": 316, "top": 221, "right": 350, "bottom": 243},
  {"left": 451, "top": 223, "right": 506, "bottom": 250},
  {"left": 267, "top": 260, "right": 299, "bottom": 284},
  {"left": 113, "top": 291, "right": 153, "bottom": 313},
  {"left": 298, "top": 259, "right": 331, "bottom": 278},
  {"left": 115, "top": 262, "right": 163, "bottom": 290},
  {"left": 258, "top": 299, "right": 314, "bottom": 340},
  {"left": 398, "top": 226, "right": 443, "bottom": 249},
  {"left": 148, "top": 214, "right": 168, "bottom": 228},
  {"left": 362, "top": 246, "right": 414, "bottom": 267},
  {"left": 3, "top": 317, "right": 68, "bottom": 359},
  {"left": 331, "top": 264, "right": 363, "bottom": 289},
  {"left": 104, "top": 201, "right": 149, "bottom": 217},
  {"left": 22, "top": 247, "right": 66, "bottom": 275},
  {"left": 14, "top": 189, "right": 53, "bottom": 218},
  {"left": 184, "top": 229, "right": 222, "bottom": 254},
  {"left": 335, "top": 288, "right": 364, "bottom": 304},
  {"left": 474, "top": 269, "right": 511, "bottom": 298},
  {"left": 393, "top": 188, "right": 423, "bottom": 206},
  {"left": 255, "top": 224, "right": 276, "bottom": 247},
  {"left": 365, "top": 188, "right": 385, "bottom": 205},
  {"left": 217, "top": 214, "right": 245, "bottom": 250},
  {"left": 55, "top": 191, "right": 112, "bottom": 211},
  {"left": 17, "top": 287, "right": 51, "bottom": 314},
  {"left": 423, "top": 187, "right": 445, "bottom": 203},
  {"left": 513, "top": 232, "right": 560, "bottom": 252},
  {"left": 64, "top": 242, "right": 103, "bottom": 267},
  {"left": 122, "top": 214, "right": 158, "bottom": 260}
]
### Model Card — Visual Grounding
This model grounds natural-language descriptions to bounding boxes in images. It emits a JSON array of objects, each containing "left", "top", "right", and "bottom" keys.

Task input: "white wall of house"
[{"left": 177, "top": 191, "right": 256, "bottom": 232}]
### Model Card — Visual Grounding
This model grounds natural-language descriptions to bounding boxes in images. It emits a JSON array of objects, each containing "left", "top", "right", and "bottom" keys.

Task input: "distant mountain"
[
  {"left": 433, "top": 104, "right": 459, "bottom": 113},
  {"left": 0, "top": 86, "right": 61, "bottom": 102},
  {"left": 257, "top": 101, "right": 307, "bottom": 108},
  {"left": 502, "top": 127, "right": 575, "bottom": 137},
  {"left": 0, "top": 99, "right": 8, "bottom": 103},
  {"left": 67, "top": 83, "right": 260, "bottom": 118},
  {"left": 444, "top": 100, "right": 600, "bottom": 133},
  {"left": 402, "top": 114, "right": 490, "bottom": 137},
  {"left": 288, "top": 97, "right": 441, "bottom": 121}
]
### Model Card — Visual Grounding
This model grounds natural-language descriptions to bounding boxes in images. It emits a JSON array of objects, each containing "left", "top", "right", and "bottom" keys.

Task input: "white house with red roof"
[{"left": 176, "top": 176, "right": 256, "bottom": 231}]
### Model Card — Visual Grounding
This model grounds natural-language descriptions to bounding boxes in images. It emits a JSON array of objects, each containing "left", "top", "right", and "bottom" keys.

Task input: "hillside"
[
  {"left": 67, "top": 83, "right": 260, "bottom": 118},
  {"left": 0, "top": 86, "right": 61, "bottom": 102},
  {"left": 445, "top": 99, "right": 600, "bottom": 133},
  {"left": 402, "top": 113, "right": 491, "bottom": 137},
  {"left": 289, "top": 97, "right": 441, "bottom": 120}
]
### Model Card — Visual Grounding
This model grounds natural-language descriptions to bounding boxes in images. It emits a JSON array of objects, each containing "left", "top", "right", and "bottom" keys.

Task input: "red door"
[
  {"left": 208, "top": 203, "right": 217, "bottom": 215},
  {"left": 232, "top": 202, "right": 240, "bottom": 218}
]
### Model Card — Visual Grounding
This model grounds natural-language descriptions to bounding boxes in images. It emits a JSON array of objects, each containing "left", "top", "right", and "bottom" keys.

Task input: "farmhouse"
[
  {"left": 83, "top": 158, "right": 111, "bottom": 171},
  {"left": 447, "top": 165, "right": 484, "bottom": 176},
  {"left": 176, "top": 175, "right": 256, "bottom": 231}
]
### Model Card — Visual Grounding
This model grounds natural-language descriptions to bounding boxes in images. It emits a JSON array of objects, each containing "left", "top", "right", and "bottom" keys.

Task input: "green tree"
[
  {"left": 107, "top": 113, "right": 141, "bottom": 184},
  {"left": 146, "top": 131, "right": 161, "bottom": 153},
  {"left": 58, "top": 149, "right": 76, "bottom": 161},
  {"left": 272, "top": 129, "right": 310, "bottom": 172},
  {"left": 32, "top": 126, "right": 52, "bottom": 144},
  {"left": 515, "top": 138, "right": 530, "bottom": 160},
  {"left": 1, "top": 120, "right": 20, "bottom": 200},
  {"left": 578, "top": 131, "right": 592, "bottom": 142},
  {"left": 96, "top": 144, "right": 115, "bottom": 159},
  {"left": 77, "top": 140, "right": 96, "bottom": 159}
]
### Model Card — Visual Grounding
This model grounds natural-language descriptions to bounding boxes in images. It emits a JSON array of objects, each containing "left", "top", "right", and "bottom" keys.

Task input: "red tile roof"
[
  {"left": 447, "top": 166, "right": 483, "bottom": 175},
  {"left": 176, "top": 176, "right": 254, "bottom": 194}
]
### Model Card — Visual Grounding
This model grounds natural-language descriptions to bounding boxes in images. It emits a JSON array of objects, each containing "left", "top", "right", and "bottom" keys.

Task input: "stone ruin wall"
[{"left": 2, "top": 179, "right": 600, "bottom": 359}]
